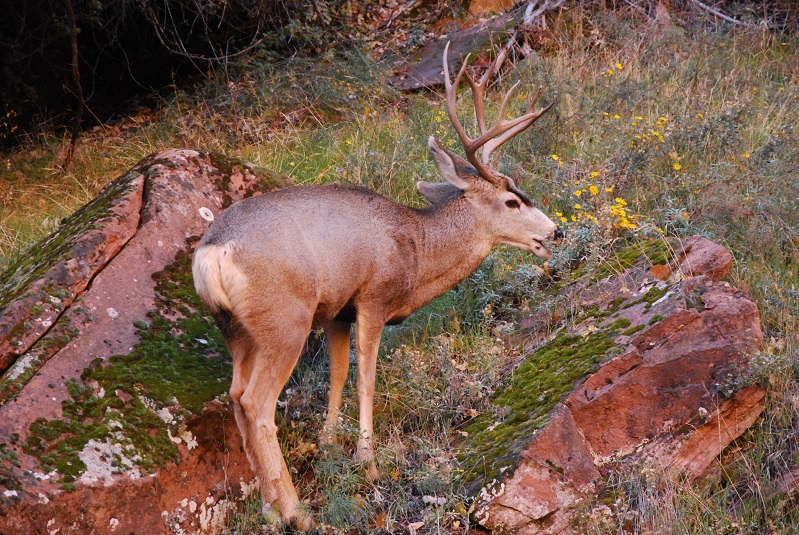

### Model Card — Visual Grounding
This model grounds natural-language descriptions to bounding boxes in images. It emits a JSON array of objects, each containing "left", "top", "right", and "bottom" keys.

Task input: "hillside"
[{"left": 0, "top": 2, "right": 797, "bottom": 533}]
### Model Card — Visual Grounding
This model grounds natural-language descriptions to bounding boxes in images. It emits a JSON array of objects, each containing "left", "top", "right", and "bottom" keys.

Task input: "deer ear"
[
  {"left": 416, "top": 181, "right": 462, "bottom": 205},
  {"left": 428, "top": 136, "right": 475, "bottom": 191}
]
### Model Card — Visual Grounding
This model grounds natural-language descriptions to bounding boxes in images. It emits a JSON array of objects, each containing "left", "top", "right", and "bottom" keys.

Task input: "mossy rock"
[
  {"left": 1, "top": 149, "right": 292, "bottom": 495},
  {"left": 457, "top": 237, "right": 676, "bottom": 495}
]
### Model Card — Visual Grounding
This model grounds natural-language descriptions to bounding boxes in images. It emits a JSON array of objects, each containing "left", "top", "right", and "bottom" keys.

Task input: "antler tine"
[
  {"left": 442, "top": 43, "right": 473, "bottom": 154},
  {"left": 442, "top": 42, "right": 496, "bottom": 181},
  {"left": 442, "top": 41, "right": 554, "bottom": 180},
  {"left": 464, "top": 46, "right": 508, "bottom": 135},
  {"left": 481, "top": 88, "right": 555, "bottom": 164}
]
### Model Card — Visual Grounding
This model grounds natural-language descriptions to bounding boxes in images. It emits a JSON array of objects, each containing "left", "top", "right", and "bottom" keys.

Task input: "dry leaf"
[{"left": 408, "top": 521, "right": 425, "bottom": 535}]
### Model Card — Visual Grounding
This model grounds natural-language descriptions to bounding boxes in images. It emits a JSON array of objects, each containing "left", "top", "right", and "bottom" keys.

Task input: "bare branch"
[{"left": 689, "top": 0, "right": 755, "bottom": 28}]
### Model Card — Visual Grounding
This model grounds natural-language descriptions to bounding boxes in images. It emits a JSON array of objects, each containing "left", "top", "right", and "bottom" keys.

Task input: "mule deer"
[{"left": 192, "top": 43, "right": 561, "bottom": 528}]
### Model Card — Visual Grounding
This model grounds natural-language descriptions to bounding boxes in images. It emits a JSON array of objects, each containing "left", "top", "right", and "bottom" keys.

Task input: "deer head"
[{"left": 418, "top": 42, "right": 561, "bottom": 259}]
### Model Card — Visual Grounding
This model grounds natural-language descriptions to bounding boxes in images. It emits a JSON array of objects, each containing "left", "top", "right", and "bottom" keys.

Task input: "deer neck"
[{"left": 411, "top": 198, "right": 493, "bottom": 306}]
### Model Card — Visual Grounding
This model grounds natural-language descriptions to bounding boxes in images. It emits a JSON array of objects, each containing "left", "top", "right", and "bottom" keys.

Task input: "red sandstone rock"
[
  {"left": 0, "top": 150, "right": 291, "bottom": 534},
  {"left": 674, "top": 235, "right": 733, "bottom": 281},
  {"left": 474, "top": 239, "right": 764, "bottom": 534},
  {"left": 0, "top": 176, "right": 144, "bottom": 373}
]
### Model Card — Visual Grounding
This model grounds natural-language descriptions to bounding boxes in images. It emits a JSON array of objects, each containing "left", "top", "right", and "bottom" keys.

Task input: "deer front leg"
[
  {"left": 321, "top": 320, "right": 351, "bottom": 445},
  {"left": 354, "top": 314, "right": 384, "bottom": 481}
]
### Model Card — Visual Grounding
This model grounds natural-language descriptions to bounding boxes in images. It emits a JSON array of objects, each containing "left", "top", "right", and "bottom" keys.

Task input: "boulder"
[
  {"left": 462, "top": 238, "right": 764, "bottom": 534},
  {"left": 0, "top": 150, "right": 292, "bottom": 534}
]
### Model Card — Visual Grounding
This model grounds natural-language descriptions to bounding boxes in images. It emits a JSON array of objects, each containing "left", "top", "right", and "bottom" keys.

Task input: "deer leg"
[
  {"left": 354, "top": 314, "right": 384, "bottom": 480},
  {"left": 228, "top": 334, "right": 278, "bottom": 506},
  {"left": 238, "top": 315, "right": 313, "bottom": 530},
  {"left": 321, "top": 320, "right": 351, "bottom": 445}
]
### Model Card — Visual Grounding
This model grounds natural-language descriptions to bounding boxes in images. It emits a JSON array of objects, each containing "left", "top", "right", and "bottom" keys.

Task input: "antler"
[{"left": 442, "top": 41, "right": 554, "bottom": 181}]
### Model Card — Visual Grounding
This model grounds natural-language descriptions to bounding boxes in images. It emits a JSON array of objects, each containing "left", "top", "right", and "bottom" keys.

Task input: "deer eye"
[{"left": 505, "top": 198, "right": 520, "bottom": 209}]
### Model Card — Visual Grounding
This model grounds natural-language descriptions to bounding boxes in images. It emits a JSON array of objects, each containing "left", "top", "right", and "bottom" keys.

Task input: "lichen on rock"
[{"left": 0, "top": 149, "right": 291, "bottom": 534}]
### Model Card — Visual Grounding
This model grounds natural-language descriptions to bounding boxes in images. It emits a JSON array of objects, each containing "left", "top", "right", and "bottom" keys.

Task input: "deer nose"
[{"left": 552, "top": 226, "right": 564, "bottom": 244}]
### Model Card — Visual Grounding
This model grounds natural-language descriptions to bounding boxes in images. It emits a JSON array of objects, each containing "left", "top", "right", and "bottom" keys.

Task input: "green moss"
[
  {"left": 642, "top": 285, "right": 670, "bottom": 304},
  {"left": 459, "top": 321, "right": 627, "bottom": 493},
  {"left": 649, "top": 314, "right": 664, "bottom": 325},
  {"left": 23, "top": 246, "right": 231, "bottom": 483},
  {"left": 574, "top": 296, "right": 629, "bottom": 324},
  {"left": 622, "top": 324, "right": 646, "bottom": 336},
  {"left": 0, "top": 306, "right": 86, "bottom": 407},
  {"left": 685, "top": 293, "right": 706, "bottom": 312},
  {"left": 623, "top": 284, "right": 671, "bottom": 311},
  {"left": 0, "top": 443, "right": 21, "bottom": 468},
  {"left": 590, "top": 238, "right": 673, "bottom": 282}
]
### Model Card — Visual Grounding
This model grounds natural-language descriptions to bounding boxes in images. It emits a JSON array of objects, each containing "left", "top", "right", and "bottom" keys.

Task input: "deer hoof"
[
  {"left": 289, "top": 511, "right": 314, "bottom": 531},
  {"left": 365, "top": 461, "right": 380, "bottom": 481}
]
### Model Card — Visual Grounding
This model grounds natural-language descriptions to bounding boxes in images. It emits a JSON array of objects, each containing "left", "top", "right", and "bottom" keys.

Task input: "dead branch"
[
  {"left": 385, "top": 0, "right": 426, "bottom": 29},
  {"left": 137, "top": 0, "right": 266, "bottom": 64},
  {"left": 523, "top": 0, "right": 565, "bottom": 28},
  {"left": 689, "top": 0, "right": 755, "bottom": 28},
  {"left": 62, "top": 0, "right": 84, "bottom": 170}
]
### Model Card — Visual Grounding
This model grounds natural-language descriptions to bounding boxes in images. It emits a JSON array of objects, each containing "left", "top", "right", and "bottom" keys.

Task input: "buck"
[{"left": 192, "top": 43, "right": 562, "bottom": 529}]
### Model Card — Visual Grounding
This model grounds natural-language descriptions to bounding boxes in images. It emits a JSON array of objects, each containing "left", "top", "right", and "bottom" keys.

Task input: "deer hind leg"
[
  {"left": 236, "top": 313, "right": 313, "bottom": 530},
  {"left": 228, "top": 332, "right": 277, "bottom": 506},
  {"left": 321, "top": 320, "right": 351, "bottom": 445},
  {"left": 354, "top": 313, "right": 384, "bottom": 481}
]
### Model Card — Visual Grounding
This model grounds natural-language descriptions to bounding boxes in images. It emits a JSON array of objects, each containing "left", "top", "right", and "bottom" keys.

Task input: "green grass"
[{"left": 1, "top": 4, "right": 798, "bottom": 534}]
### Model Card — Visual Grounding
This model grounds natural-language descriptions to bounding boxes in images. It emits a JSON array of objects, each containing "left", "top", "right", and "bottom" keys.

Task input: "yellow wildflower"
[
  {"left": 673, "top": 162, "right": 682, "bottom": 171},
  {"left": 589, "top": 185, "right": 599, "bottom": 195}
]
